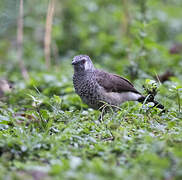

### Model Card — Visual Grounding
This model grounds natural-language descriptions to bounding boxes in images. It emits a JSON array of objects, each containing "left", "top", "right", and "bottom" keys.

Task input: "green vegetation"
[{"left": 0, "top": 0, "right": 182, "bottom": 179}]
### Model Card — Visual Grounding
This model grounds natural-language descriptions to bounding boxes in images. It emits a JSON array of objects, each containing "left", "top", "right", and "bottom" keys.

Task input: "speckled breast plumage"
[{"left": 73, "top": 71, "right": 103, "bottom": 109}]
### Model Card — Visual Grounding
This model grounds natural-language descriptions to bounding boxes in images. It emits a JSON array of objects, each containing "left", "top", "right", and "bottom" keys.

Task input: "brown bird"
[{"left": 72, "top": 55, "right": 164, "bottom": 112}]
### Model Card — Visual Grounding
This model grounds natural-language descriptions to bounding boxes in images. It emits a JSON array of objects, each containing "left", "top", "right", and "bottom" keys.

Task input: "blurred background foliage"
[{"left": 0, "top": 0, "right": 182, "bottom": 77}]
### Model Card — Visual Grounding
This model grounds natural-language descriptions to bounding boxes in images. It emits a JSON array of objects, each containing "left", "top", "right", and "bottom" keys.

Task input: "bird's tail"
[{"left": 138, "top": 95, "right": 164, "bottom": 110}]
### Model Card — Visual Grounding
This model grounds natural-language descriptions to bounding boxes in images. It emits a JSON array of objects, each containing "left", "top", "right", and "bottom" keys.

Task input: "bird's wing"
[{"left": 95, "top": 70, "right": 140, "bottom": 94}]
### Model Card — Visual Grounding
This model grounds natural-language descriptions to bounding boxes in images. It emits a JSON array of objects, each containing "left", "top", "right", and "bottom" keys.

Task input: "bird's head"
[{"left": 72, "top": 55, "right": 94, "bottom": 73}]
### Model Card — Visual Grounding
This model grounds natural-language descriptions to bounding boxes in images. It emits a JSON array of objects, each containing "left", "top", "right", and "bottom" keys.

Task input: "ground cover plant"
[{"left": 0, "top": 0, "right": 182, "bottom": 179}]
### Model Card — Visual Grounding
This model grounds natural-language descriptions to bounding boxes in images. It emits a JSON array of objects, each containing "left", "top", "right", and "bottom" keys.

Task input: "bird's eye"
[{"left": 82, "top": 59, "right": 86, "bottom": 64}]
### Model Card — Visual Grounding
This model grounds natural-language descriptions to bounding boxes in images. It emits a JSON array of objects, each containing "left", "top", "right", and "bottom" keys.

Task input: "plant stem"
[{"left": 177, "top": 90, "right": 181, "bottom": 113}]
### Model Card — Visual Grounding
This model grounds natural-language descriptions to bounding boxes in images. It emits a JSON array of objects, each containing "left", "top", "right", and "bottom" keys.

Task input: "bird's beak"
[{"left": 72, "top": 60, "right": 77, "bottom": 65}]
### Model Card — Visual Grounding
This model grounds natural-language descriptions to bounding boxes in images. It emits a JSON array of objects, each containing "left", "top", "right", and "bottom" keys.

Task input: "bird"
[{"left": 72, "top": 55, "right": 164, "bottom": 113}]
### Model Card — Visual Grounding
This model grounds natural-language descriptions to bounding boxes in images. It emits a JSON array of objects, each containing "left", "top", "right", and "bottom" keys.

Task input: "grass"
[
  {"left": 1, "top": 0, "right": 182, "bottom": 179},
  {"left": 0, "top": 65, "right": 182, "bottom": 180}
]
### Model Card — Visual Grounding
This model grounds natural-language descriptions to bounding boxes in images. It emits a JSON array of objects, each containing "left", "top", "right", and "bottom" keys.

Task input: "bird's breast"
[
  {"left": 73, "top": 73, "right": 101, "bottom": 108},
  {"left": 73, "top": 74, "right": 96, "bottom": 95}
]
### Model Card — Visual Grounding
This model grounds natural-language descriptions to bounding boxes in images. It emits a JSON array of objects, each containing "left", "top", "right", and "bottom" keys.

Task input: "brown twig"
[
  {"left": 44, "top": 0, "right": 55, "bottom": 69},
  {"left": 122, "top": 0, "right": 131, "bottom": 37},
  {"left": 17, "top": 0, "right": 29, "bottom": 80},
  {"left": 155, "top": 70, "right": 174, "bottom": 83}
]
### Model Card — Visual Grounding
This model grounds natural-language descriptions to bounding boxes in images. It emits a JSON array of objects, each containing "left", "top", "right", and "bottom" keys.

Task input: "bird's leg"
[
  {"left": 98, "top": 114, "right": 103, "bottom": 122},
  {"left": 98, "top": 108, "right": 106, "bottom": 122},
  {"left": 98, "top": 101, "right": 108, "bottom": 122}
]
